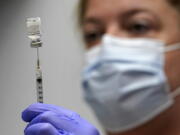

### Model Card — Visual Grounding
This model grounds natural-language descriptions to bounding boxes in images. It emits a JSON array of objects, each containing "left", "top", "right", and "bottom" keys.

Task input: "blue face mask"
[{"left": 82, "top": 35, "right": 180, "bottom": 133}]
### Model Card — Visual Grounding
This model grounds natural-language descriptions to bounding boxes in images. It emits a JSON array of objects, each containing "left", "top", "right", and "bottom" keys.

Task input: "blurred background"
[{"left": 0, "top": 0, "right": 104, "bottom": 134}]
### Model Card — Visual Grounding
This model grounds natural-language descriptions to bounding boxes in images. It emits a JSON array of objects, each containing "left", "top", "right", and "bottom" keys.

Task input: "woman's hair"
[
  {"left": 77, "top": 0, "right": 180, "bottom": 27},
  {"left": 170, "top": 0, "right": 180, "bottom": 7},
  {"left": 78, "top": 0, "right": 87, "bottom": 27}
]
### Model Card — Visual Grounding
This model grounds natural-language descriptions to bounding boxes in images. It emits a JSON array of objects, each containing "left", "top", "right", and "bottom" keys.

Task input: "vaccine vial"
[{"left": 26, "top": 17, "right": 42, "bottom": 48}]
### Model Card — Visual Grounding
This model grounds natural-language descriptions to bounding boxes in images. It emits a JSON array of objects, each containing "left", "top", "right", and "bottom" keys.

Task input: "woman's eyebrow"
[
  {"left": 121, "top": 8, "right": 158, "bottom": 19},
  {"left": 82, "top": 17, "right": 103, "bottom": 26},
  {"left": 82, "top": 8, "right": 159, "bottom": 26}
]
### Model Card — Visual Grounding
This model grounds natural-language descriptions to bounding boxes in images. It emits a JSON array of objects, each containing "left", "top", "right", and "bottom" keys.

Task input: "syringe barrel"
[{"left": 36, "top": 68, "right": 43, "bottom": 103}]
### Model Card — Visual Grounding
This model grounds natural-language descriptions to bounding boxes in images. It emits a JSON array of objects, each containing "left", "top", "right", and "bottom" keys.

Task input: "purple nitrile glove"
[{"left": 22, "top": 103, "right": 100, "bottom": 135}]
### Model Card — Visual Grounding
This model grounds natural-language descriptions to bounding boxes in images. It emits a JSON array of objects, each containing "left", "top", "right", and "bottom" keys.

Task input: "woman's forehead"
[{"left": 84, "top": 0, "right": 169, "bottom": 18}]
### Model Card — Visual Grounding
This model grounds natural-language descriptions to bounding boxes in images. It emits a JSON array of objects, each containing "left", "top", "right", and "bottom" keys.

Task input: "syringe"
[{"left": 26, "top": 17, "right": 44, "bottom": 103}]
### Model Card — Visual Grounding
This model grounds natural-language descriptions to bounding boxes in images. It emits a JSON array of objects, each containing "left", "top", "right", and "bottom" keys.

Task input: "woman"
[{"left": 22, "top": 0, "right": 180, "bottom": 135}]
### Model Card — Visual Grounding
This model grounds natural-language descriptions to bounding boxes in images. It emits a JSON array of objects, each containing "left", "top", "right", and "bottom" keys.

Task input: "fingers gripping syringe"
[{"left": 26, "top": 17, "right": 44, "bottom": 103}]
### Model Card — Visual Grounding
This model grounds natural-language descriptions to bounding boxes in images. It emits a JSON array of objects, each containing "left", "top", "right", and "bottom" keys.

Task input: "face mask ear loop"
[
  {"left": 164, "top": 43, "right": 180, "bottom": 52},
  {"left": 170, "top": 87, "right": 180, "bottom": 98}
]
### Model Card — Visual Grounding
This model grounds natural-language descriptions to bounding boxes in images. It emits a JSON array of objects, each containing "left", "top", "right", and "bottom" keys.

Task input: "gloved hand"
[{"left": 22, "top": 103, "right": 100, "bottom": 135}]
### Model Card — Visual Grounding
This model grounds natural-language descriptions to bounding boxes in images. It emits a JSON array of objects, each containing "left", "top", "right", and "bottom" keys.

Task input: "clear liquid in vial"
[{"left": 26, "top": 17, "right": 41, "bottom": 41}]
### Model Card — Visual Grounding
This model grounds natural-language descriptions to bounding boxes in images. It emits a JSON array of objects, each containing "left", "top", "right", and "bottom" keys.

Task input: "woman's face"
[
  {"left": 82, "top": 0, "right": 180, "bottom": 91},
  {"left": 82, "top": 0, "right": 180, "bottom": 48}
]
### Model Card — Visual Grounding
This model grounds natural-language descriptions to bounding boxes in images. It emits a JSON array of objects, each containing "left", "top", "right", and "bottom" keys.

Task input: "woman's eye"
[
  {"left": 127, "top": 21, "right": 152, "bottom": 35},
  {"left": 84, "top": 31, "right": 103, "bottom": 44}
]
